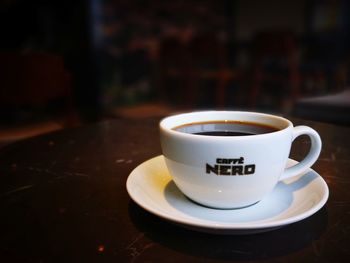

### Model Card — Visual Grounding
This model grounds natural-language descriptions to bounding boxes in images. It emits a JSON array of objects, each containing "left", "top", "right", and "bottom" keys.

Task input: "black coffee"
[{"left": 174, "top": 121, "right": 279, "bottom": 136}]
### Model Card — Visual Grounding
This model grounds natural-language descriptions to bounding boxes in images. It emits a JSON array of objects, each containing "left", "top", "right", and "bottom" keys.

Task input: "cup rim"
[{"left": 160, "top": 110, "right": 292, "bottom": 140}]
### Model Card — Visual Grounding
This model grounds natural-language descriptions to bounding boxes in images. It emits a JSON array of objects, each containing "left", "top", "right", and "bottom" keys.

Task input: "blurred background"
[{"left": 1, "top": 0, "right": 350, "bottom": 144}]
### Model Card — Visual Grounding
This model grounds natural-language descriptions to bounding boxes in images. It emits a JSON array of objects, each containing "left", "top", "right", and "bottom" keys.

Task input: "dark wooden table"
[{"left": 0, "top": 117, "right": 349, "bottom": 262}]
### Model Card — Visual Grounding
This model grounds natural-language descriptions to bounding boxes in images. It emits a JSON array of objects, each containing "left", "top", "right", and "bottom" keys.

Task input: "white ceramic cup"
[{"left": 160, "top": 111, "right": 322, "bottom": 209}]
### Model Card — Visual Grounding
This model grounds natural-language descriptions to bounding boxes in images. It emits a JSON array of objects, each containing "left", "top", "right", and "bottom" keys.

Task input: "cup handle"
[{"left": 279, "top": 126, "right": 322, "bottom": 181}]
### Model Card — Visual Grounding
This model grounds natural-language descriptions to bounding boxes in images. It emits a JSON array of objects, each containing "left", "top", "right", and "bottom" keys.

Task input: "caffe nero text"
[{"left": 206, "top": 157, "right": 255, "bottom": 176}]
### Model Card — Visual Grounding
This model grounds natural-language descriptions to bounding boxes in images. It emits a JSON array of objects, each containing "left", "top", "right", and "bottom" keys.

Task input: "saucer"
[{"left": 126, "top": 155, "right": 329, "bottom": 234}]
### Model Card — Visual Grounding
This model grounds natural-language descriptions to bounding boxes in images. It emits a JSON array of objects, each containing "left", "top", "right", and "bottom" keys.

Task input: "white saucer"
[{"left": 126, "top": 155, "right": 329, "bottom": 234}]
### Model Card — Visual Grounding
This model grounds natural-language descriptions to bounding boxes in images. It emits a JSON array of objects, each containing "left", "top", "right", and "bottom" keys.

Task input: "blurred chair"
[
  {"left": 158, "top": 34, "right": 241, "bottom": 108},
  {"left": 250, "top": 30, "right": 300, "bottom": 110},
  {"left": 188, "top": 34, "right": 242, "bottom": 107},
  {"left": 292, "top": 88, "right": 350, "bottom": 125},
  {"left": 0, "top": 52, "right": 78, "bottom": 146}
]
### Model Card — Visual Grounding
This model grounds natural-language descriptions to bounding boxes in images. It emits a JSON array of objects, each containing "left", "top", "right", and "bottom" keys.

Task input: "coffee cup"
[{"left": 159, "top": 111, "right": 322, "bottom": 209}]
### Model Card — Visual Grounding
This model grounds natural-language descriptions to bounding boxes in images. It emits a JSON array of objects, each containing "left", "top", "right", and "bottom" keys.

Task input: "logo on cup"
[{"left": 206, "top": 157, "right": 255, "bottom": 176}]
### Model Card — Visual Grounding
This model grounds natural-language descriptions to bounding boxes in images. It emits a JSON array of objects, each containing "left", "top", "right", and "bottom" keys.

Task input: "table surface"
[{"left": 0, "top": 117, "right": 349, "bottom": 262}]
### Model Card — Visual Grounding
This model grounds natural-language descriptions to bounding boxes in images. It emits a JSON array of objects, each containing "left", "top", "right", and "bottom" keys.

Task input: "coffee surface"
[{"left": 174, "top": 121, "right": 279, "bottom": 136}]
